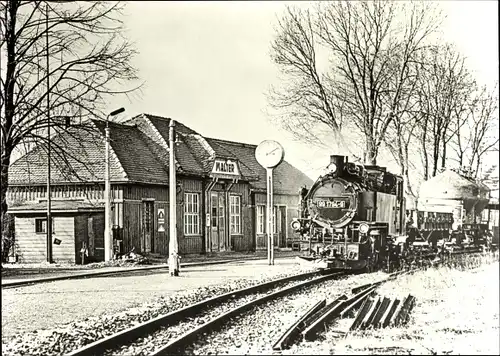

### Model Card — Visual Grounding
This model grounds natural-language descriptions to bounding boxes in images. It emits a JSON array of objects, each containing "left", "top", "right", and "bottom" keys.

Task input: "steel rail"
[
  {"left": 271, "top": 249, "right": 490, "bottom": 350},
  {"left": 65, "top": 269, "right": 336, "bottom": 356},
  {"left": 301, "top": 294, "right": 348, "bottom": 341},
  {"left": 272, "top": 299, "right": 326, "bottom": 351},
  {"left": 292, "top": 268, "right": 419, "bottom": 346},
  {"left": 150, "top": 272, "right": 346, "bottom": 355}
]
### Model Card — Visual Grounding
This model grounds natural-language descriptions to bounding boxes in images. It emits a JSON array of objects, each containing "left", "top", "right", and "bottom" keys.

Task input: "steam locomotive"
[{"left": 290, "top": 155, "right": 491, "bottom": 272}]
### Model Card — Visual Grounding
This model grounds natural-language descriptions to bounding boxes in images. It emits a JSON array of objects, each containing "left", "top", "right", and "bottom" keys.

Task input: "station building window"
[
  {"left": 273, "top": 206, "right": 278, "bottom": 234},
  {"left": 184, "top": 192, "right": 200, "bottom": 235},
  {"left": 35, "top": 218, "right": 54, "bottom": 234},
  {"left": 256, "top": 205, "right": 279, "bottom": 234},
  {"left": 230, "top": 195, "right": 241, "bottom": 234},
  {"left": 256, "top": 205, "right": 265, "bottom": 234}
]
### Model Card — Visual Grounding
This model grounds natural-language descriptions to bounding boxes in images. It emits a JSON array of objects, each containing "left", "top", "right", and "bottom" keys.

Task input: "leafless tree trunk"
[
  {"left": 466, "top": 85, "right": 499, "bottom": 177},
  {"left": 268, "top": 1, "right": 442, "bottom": 165},
  {"left": 412, "top": 44, "right": 475, "bottom": 178},
  {"left": 0, "top": 1, "right": 139, "bottom": 245}
]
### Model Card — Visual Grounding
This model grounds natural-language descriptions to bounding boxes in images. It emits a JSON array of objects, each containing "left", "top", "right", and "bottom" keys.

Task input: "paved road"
[{"left": 1, "top": 257, "right": 305, "bottom": 341}]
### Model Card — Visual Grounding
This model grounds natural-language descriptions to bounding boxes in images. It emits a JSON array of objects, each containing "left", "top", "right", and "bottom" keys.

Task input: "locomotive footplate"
[
  {"left": 298, "top": 255, "right": 367, "bottom": 270},
  {"left": 324, "top": 258, "right": 367, "bottom": 270}
]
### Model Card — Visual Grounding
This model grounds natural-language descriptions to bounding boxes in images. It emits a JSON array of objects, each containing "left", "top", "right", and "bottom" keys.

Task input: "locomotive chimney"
[{"left": 329, "top": 155, "right": 346, "bottom": 173}]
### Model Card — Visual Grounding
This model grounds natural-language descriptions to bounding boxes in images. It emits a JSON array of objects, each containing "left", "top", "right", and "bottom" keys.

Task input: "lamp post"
[
  {"left": 104, "top": 107, "right": 125, "bottom": 262},
  {"left": 168, "top": 120, "right": 180, "bottom": 276}
]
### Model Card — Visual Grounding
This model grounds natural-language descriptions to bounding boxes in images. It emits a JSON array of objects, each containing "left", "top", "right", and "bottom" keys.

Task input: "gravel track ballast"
[{"left": 2, "top": 267, "right": 318, "bottom": 356}]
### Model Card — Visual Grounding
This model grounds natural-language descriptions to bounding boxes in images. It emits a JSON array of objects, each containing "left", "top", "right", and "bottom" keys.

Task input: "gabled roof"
[
  {"left": 9, "top": 113, "right": 314, "bottom": 195},
  {"left": 205, "top": 137, "right": 313, "bottom": 194},
  {"left": 9, "top": 120, "right": 169, "bottom": 185},
  {"left": 92, "top": 120, "right": 169, "bottom": 183},
  {"left": 205, "top": 138, "right": 260, "bottom": 180},
  {"left": 126, "top": 114, "right": 205, "bottom": 175}
]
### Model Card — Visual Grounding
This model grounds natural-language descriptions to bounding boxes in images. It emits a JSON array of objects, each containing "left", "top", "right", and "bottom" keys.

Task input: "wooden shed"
[{"left": 9, "top": 201, "right": 104, "bottom": 264}]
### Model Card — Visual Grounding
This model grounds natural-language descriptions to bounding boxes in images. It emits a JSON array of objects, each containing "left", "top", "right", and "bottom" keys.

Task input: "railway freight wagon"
[{"left": 417, "top": 169, "right": 490, "bottom": 248}]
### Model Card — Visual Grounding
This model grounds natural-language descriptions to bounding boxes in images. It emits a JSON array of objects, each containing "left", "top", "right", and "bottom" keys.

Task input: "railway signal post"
[{"left": 255, "top": 140, "right": 285, "bottom": 266}]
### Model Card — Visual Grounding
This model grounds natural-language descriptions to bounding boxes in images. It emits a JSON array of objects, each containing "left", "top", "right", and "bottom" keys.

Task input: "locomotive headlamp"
[
  {"left": 326, "top": 162, "right": 337, "bottom": 173},
  {"left": 359, "top": 223, "right": 369, "bottom": 234},
  {"left": 291, "top": 220, "right": 302, "bottom": 231}
]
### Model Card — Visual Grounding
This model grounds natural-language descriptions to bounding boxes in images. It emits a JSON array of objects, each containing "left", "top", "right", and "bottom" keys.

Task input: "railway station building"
[{"left": 6, "top": 114, "right": 313, "bottom": 264}]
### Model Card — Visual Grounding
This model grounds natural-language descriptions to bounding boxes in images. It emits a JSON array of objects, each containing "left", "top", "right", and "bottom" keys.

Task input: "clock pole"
[
  {"left": 255, "top": 140, "right": 285, "bottom": 267},
  {"left": 266, "top": 167, "right": 274, "bottom": 265}
]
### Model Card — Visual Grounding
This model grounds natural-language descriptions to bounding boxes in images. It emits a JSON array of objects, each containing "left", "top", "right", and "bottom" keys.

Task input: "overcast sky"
[{"left": 106, "top": 1, "right": 499, "bottom": 179}]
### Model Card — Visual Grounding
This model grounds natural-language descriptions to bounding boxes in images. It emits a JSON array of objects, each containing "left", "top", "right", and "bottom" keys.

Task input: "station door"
[
  {"left": 210, "top": 192, "right": 226, "bottom": 251},
  {"left": 142, "top": 201, "right": 154, "bottom": 253}
]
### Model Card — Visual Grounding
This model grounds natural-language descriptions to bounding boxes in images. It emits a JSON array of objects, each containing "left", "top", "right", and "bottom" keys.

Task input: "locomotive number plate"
[{"left": 316, "top": 200, "right": 346, "bottom": 208}]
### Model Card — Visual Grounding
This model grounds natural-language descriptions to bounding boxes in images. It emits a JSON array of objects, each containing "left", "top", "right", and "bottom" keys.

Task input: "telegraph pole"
[{"left": 168, "top": 120, "right": 180, "bottom": 276}]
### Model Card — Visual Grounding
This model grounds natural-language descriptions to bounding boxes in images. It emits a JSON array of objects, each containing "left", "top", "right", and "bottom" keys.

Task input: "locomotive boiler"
[{"left": 291, "top": 155, "right": 406, "bottom": 271}]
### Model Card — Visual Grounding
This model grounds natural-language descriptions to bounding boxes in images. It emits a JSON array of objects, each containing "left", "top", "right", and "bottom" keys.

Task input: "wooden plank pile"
[{"left": 349, "top": 294, "right": 416, "bottom": 331}]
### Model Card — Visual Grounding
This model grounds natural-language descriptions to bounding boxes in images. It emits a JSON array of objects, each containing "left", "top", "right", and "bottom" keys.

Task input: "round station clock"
[{"left": 255, "top": 140, "right": 285, "bottom": 169}]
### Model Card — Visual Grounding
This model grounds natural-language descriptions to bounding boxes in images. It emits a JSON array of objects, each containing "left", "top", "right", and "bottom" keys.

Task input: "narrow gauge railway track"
[
  {"left": 149, "top": 272, "right": 347, "bottom": 355},
  {"left": 271, "top": 249, "right": 491, "bottom": 352},
  {"left": 66, "top": 269, "right": 345, "bottom": 356},
  {"left": 271, "top": 269, "right": 412, "bottom": 351},
  {"left": 179, "top": 270, "right": 378, "bottom": 355}
]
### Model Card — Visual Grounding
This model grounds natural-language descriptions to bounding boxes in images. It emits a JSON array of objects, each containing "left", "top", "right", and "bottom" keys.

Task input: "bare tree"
[
  {"left": 268, "top": 1, "right": 442, "bottom": 165},
  {"left": 384, "top": 108, "right": 421, "bottom": 196},
  {"left": 267, "top": 6, "right": 346, "bottom": 151},
  {"left": 413, "top": 45, "right": 476, "bottom": 179},
  {"left": 0, "top": 1, "right": 139, "bottom": 226},
  {"left": 451, "top": 84, "right": 499, "bottom": 177}
]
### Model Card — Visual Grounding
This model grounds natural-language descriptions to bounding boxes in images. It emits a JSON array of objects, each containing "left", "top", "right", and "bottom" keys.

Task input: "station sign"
[
  {"left": 158, "top": 208, "right": 165, "bottom": 232},
  {"left": 210, "top": 158, "right": 241, "bottom": 178}
]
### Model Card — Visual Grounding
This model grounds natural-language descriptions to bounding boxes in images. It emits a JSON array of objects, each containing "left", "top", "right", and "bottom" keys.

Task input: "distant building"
[
  {"left": 481, "top": 165, "right": 499, "bottom": 237},
  {"left": 7, "top": 114, "right": 313, "bottom": 263}
]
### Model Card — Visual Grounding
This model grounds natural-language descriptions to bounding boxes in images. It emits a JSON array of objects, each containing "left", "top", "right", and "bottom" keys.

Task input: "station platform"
[
  {"left": 1, "top": 256, "right": 308, "bottom": 341},
  {"left": 1, "top": 250, "right": 300, "bottom": 287}
]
